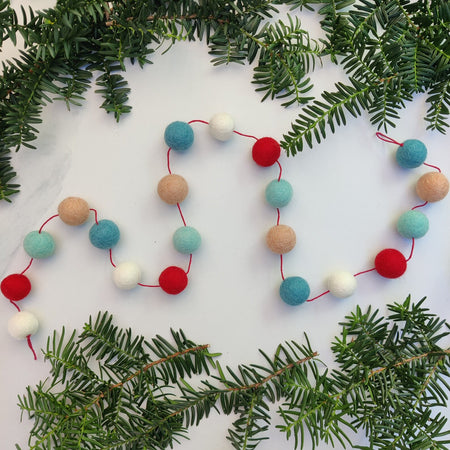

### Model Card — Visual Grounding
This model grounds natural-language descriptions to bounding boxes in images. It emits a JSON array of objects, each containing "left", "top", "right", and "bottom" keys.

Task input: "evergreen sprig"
[
  {"left": 18, "top": 297, "right": 450, "bottom": 449},
  {"left": 0, "top": 0, "right": 449, "bottom": 201}
]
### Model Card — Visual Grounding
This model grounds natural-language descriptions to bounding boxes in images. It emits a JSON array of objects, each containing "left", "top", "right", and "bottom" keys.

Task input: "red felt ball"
[
  {"left": 1, "top": 274, "right": 32, "bottom": 301},
  {"left": 159, "top": 266, "right": 188, "bottom": 295},
  {"left": 252, "top": 137, "right": 281, "bottom": 167},
  {"left": 374, "top": 249, "right": 407, "bottom": 279}
]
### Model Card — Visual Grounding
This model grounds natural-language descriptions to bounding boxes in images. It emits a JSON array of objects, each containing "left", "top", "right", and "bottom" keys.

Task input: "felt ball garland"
[{"left": 1, "top": 118, "right": 448, "bottom": 359}]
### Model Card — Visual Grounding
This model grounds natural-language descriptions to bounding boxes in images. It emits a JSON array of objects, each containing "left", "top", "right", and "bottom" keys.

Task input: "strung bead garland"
[{"left": 1, "top": 114, "right": 448, "bottom": 359}]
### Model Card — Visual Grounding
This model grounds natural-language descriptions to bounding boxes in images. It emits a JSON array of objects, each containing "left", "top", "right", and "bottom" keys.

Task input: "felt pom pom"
[
  {"left": 8, "top": 311, "right": 39, "bottom": 339},
  {"left": 157, "top": 174, "right": 189, "bottom": 205},
  {"left": 159, "top": 266, "right": 188, "bottom": 294},
  {"left": 209, "top": 113, "right": 235, "bottom": 141},
  {"left": 279, "top": 276, "right": 310, "bottom": 305},
  {"left": 397, "top": 210, "right": 429, "bottom": 238},
  {"left": 113, "top": 261, "right": 141, "bottom": 290},
  {"left": 1, "top": 274, "right": 32, "bottom": 301},
  {"left": 374, "top": 248, "right": 407, "bottom": 279},
  {"left": 173, "top": 226, "right": 201, "bottom": 254},
  {"left": 252, "top": 137, "right": 281, "bottom": 167},
  {"left": 416, "top": 172, "right": 449, "bottom": 202},
  {"left": 89, "top": 219, "right": 120, "bottom": 249},
  {"left": 58, "top": 197, "right": 90, "bottom": 225},
  {"left": 326, "top": 270, "right": 357, "bottom": 298},
  {"left": 23, "top": 231, "right": 55, "bottom": 259},
  {"left": 266, "top": 224, "right": 296, "bottom": 254},
  {"left": 164, "top": 121, "right": 194, "bottom": 151},
  {"left": 265, "top": 179, "right": 293, "bottom": 208},
  {"left": 396, "top": 140, "right": 427, "bottom": 168}
]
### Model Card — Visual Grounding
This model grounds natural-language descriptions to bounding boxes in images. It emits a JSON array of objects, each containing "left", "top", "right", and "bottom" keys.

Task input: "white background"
[{"left": 1, "top": 2, "right": 449, "bottom": 448}]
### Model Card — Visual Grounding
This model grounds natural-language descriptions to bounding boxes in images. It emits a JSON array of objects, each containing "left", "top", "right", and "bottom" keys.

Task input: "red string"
[
  {"left": 412, "top": 201, "right": 428, "bottom": 210},
  {"left": 21, "top": 258, "right": 34, "bottom": 274},
  {"left": 406, "top": 238, "right": 415, "bottom": 262},
  {"left": 276, "top": 160, "right": 282, "bottom": 181},
  {"left": 280, "top": 254, "right": 285, "bottom": 280},
  {"left": 109, "top": 249, "right": 116, "bottom": 267},
  {"left": 39, "top": 214, "right": 59, "bottom": 232},
  {"left": 375, "top": 132, "right": 403, "bottom": 146},
  {"left": 189, "top": 119, "right": 209, "bottom": 125},
  {"left": 186, "top": 254, "right": 193, "bottom": 274},
  {"left": 177, "top": 203, "right": 187, "bottom": 226},
  {"left": 424, "top": 162, "right": 442, "bottom": 173},
  {"left": 138, "top": 282, "right": 160, "bottom": 287},
  {"left": 354, "top": 267, "right": 377, "bottom": 277},
  {"left": 10, "top": 300, "right": 21, "bottom": 312},
  {"left": 276, "top": 208, "right": 280, "bottom": 225},
  {"left": 233, "top": 129, "right": 258, "bottom": 141},
  {"left": 27, "top": 335, "right": 37, "bottom": 360},
  {"left": 307, "top": 290, "right": 330, "bottom": 302},
  {"left": 167, "top": 148, "right": 172, "bottom": 174},
  {"left": 90, "top": 208, "right": 99, "bottom": 225}
]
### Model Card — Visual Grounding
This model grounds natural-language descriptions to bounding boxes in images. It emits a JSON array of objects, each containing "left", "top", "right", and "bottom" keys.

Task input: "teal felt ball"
[
  {"left": 23, "top": 231, "right": 55, "bottom": 259},
  {"left": 396, "top": 210, "right": 429, "bottom": 238},
  {"left": 265, "top": 179, "right": 293, "bottom": 208},
  {"left": 164, "top": 121, "right": 194, "bottom": 151},
  {"left": 396, "top": 139, "right": 427, "bottom": 168},
  {"left": 89, "top": 219, "right": 120, "bottom": 249},
  {"left": 279, "top": 276, "right": 310, "bottom": 306},
  {"left": 173, "top": 226, "right": 201, "bottom": 254}
]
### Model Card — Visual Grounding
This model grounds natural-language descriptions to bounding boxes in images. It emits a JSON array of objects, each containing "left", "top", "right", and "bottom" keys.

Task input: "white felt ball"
[
  {"left": 8, "top": 311, "right": 39, "bottom": 339},
  {"left": 209, "top": 113, "right": 235, "bottom": 141},
  {"left": 326, "top": 270, "right": 357, "bottom": 299},
  {"left": 113, "top": 261, "right": 141, "bottom": 290}
]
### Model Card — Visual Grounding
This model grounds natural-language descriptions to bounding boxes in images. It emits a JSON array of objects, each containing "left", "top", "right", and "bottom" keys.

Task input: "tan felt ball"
[
  {"left": 266, "top": 224, "right": 296, "bottom": 254},
  {"left": 58, "top": 197, "right": 90, "bottom": 225},
  {"left": 416, "top": 172, "right": 449, "bottom": 202},
  {"left": 157, "top": 174, "right": 189, "bottom": 205}
]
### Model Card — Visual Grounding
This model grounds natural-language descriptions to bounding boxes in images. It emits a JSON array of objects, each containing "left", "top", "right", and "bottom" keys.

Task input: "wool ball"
[
  {"left": 157, "top": 174, "right": 189, "bottom": 205},
  {"left": 1, "top": 274, "right": 32, "bottom": 301},
  {"left": 265, "top": 179, "right": 293, "bottom": 208},
  {"left": 173, "top": 226, "right": 201, "bottom": 254},
  {"left": 396, "top": 210, "right": 429, "bottom": 238},
  {"left": 279, "top": 276, "right": 310, "bottom": 305},
  {"left": 396, "top": 139, "right": 427, "bottom": 168},
  {"left": 113, "top": 262, "right": 141, "bottom": 290},
  {"left": 374, "top": 248, "right": 407, "bottom": 279},
  {"left": 326, "top": 270, "right": 357, "bottom": 298},
  {"left": 58, "top": 197, "right": 90, "bottom": 225},
  {"left": 209, "top": 113, "right": 235, "bottom": 141},
  {"left": 266, "top": 224, "right": 296, "bottom": 254},
  {"left": 159, "top": 266, "right": 188, "bottom": 295},
  {"left": 8, "top": 311, "right": 39, "bottom": 339},
  {"left": 252, "top": 137, "right": 281, "bottom": 167},
  {"left": 416, "top": 172, "right": 449, "bottom": 202},
  {"left": 164, "top": 121, "right": 194, "bottom": 151},
  {"left": 23, "top": 231, "right": 55, "bottom": 259},
  {"left": 89, "top": 219, "right": 120, "bottom": 249}
]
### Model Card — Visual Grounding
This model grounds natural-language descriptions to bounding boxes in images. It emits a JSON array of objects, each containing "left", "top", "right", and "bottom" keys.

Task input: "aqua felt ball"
[
  {"left": 89, "top": 219, "right": 120, "bottom": 249},
  {"left": 159, "top": 266, "right": 188, "bottom": 294},
  {"left": 396, "top": 139, "right": 427, "bottom": 168},
  {"left": 173, "top": 226, "right": 201, "bottom": 254},
  {"left": 279, "top": 276, "right": 310, "bottom": 306},
  {"left": 265, "top": 179, "right": 293, "bottom": 208},
  {"left": 164, "top": 121, "right": 194, "bottom": 151},
  {"left": 252, "top": 137, "right": 281, "bottom": 167},
  {"left": 396, "top": 210, "right": 429, "bottom": 238},
  {"left": 1, "top": 274, "right": 32, "bottom": 301},
  {"left": 374, "top": 248, "right": 407, "bottom": 279},
  {"left": 23, "top": 231, "right": 55, "bottom": 259}
]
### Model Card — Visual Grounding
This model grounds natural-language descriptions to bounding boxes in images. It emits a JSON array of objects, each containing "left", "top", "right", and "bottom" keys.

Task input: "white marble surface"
[{"left": 1, "top": 2, "right": 449, "bottom": 448}]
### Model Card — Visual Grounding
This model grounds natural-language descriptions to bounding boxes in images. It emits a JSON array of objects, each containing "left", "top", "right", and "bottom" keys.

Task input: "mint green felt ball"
[
  {"left": 396, "top": 210, "right": 429, "bottom": 238},
  {"left": 173, "top": 226, "right": 201, "bottom": 254},
  {"left": 23, "top": 231, "right": 55, "bottom": 258},
  {"left": 89, "top": 219, "right": 120, "bottom": 249},
  {"left": 265, "top": 179, "right": 293, "bottom": 208},
  {"left": 279, "top": 276, "right": 310, "bottom": 305}
]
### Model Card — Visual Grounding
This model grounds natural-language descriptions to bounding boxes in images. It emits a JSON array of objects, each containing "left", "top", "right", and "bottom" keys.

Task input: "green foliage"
[
  {"left": 0, "top": 0, "right": 449, "bottom": 201},
  {"left": 18, "top": 297, "right": 450, "bottom": 449}
]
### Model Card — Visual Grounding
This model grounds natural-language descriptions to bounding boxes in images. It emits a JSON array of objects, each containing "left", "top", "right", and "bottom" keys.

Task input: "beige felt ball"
[
  {"left": 416, "top": 172, "right": 449, "bottom": 202},
  {"left": 8, "top": 311, "right": 39, "bottom": 339},
  {"left": 113, "top": 261, "right": 141, "bottom": 290},
  {"left": 157, "top": 174, "right": 189, "bottom": 205},
  {"left": 209, "top": 113, "right": 235, "bottom": 141},
  {"left": 58, "top": 196, "right": 90, "bottom": 225},
  {"left": 326, "top": 270, "right": 357, "bottom": 298},
  {"left": 266, "top": 224, "right": 296, "bottom": 254}
]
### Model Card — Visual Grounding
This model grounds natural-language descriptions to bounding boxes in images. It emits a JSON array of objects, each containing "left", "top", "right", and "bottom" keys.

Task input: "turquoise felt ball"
[
  {"left": 279, "top": 276, "right": 310, "bottom": 306},
  {"left": 23, "top": 231, "right": 55, "bottom": 259},
  {"left": 265, "top": 179, "right": 293, "bottom": 208},
  {"left": 164, "top": 121, "right": 194, "bottom": 151},
  {"left": 89, "top": 219, "right": 120, "bottom": 249},
  {"left": 396, "top": 139, "right": 427, "bottom": 168},
  {"left": 173, "top": 226, "right": 201, "bottom": 254},
  {"left": 396, "top": 210, "right": 429, "bottom": 238}
]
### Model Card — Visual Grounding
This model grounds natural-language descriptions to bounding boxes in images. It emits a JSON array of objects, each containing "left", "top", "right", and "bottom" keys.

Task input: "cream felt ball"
[
  {"left": 113, "top": 261, "right": 141, "bottom": 290},
  {"left": 8, "top": 311, "right": 39, "bottom": 339},
  {"left": 266, "top": 224, "right": 296, "bottom": 254},
  {"left": 164, "top": 121, "right": 194, "bottom": 151},
  {"left": 326, "top": 270, "right": 357, "bottom": 298},
  {"left": 157, "top": 174, "right": 189, "bottom": 205},
  {"left": 396, "top": 210, "right": 429, "bottom": 238},
  {"left": 209, "top": 113, "right": 235, "bottom": 141},
  {"left": 416, "top": 172, "right": 449, "bottom": 202},
  {"left": 23, "top": 230, "right": 55, "bottom": 259},
  {"left": 58, "top": 196, "right": 90, "bottom": 225}
]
